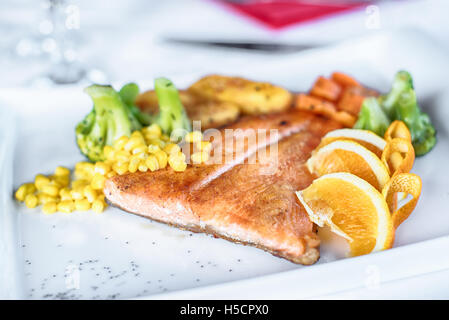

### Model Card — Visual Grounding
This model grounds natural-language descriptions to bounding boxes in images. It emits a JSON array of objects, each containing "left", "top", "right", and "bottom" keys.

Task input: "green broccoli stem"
[
  {"left": 154, "top": 77, "right": 191, "bottom": 139},
  {"left": 119, "top": 83, "right": 152, "bottom": 126}
]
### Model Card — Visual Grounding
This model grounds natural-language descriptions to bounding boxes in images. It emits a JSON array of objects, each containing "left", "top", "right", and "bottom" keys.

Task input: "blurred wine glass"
[
  {"left": 3, "top": 0, "right": 105, "bottom": 86},
  {"left": 42, "top": 0, "right": 85, "bottom": 84}
]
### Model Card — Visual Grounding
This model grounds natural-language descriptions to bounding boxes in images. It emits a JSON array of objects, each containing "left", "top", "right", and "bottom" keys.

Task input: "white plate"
[{"left": 1, "top": 29, "right": 449, "bottom": 300}]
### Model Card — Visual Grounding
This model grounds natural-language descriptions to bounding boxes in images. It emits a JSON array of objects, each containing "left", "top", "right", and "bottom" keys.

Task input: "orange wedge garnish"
[
  {"left": 307, "top": 140, "right": 390, "bottom": 191},
  {"left": 300, "top": 122, "right": 422, "bottom": 257},
  {"left": 318, "top": 128, "right": 386, "bottom": 158},
  {"left": 382, "top": 173, "right": 422, "bottom": 228},
  {"left": 296, "top": 172, "right": 395, "bottom": 257}
]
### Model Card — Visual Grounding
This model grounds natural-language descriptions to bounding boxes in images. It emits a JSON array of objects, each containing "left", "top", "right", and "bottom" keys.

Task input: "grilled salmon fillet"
[{"left": 104, "top": 110, "right": 341, "bottom": 264}]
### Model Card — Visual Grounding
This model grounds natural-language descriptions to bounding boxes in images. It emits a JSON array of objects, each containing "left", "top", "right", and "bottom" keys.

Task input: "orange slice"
[
  {"left": 296, "top": 172, "right": 394, "bottom": 256},
  {"left": 307, "top": 140, "right": 390, "bottom": 191},
  {"left": 381, "top": 138, "right": 415, "bottom": 177},
  {"left": 382, "top": 173, "right": 422, "bottom": 228},
  {"left": 384, "top": 120, "right": 412, "bottom": 142},
  {"left": 318, "top": 128, "right": 386, "bottom": 158}
]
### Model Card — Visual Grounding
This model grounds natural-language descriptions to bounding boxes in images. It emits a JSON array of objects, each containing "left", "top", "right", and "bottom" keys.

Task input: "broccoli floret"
[
  {"left": 381, "top": 70, "right": 414, "bottom": 118},
  {"left": 381, "top": 71, "right": 436, "bottom": 156},
  {"left": 76, "top": 78, "right": 191, "bottom": 162},
  {"left": 354, "top": 97, "right": 391, "bottom": 136},
  {"left": 76, "top": 85, "right": 142, "bottom": 162},
  {"left": 354, "top": 71, "right": 437, "bottom": 156}
]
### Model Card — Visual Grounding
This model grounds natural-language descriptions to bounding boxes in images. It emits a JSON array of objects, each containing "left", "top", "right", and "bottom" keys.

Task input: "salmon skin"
[{"left": 104, "top": 110, "right": 341, "bottom": 265}]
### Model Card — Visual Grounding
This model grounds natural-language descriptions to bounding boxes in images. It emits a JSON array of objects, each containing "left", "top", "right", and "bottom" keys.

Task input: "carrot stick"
[
  {"left": 331, "top": 72, "right": 360, "bottom": 88},
  {"left": 310, "top": 76, "right": 342, "bottom": 102}
]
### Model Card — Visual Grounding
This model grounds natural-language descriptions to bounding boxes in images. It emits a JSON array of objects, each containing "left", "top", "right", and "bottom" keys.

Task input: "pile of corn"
[
  {"left": 15, "top": 124, "right": 211, "bottom": 214},
  {"left": 15, "top": 166, "right": 107, "bottom": 214}
]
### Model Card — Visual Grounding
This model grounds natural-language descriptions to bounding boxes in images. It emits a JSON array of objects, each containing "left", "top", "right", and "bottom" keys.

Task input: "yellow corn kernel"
[
  {"left": 124, "top": 136, "right": 145, "bottom": 152},
  {"left": 147, "top": 144, "right": 161, "bottom": 154},
  {"left": 160, "top": 134, "right": 171, "bottom": 142},
  {"left": 54, "top": 166, "right": 70, "bottom": 177},
  {"left": 196, "top": 141, "right": 212, "bottom": 153},
  {"left": 83, "top": 185, "right": 97, "bottom": 203},
  {"left": 75, "top": 199, "right": 91, "bottom": 211},
  {"left": 59, "top": 188, "right": 72, "bottom": 201},
  {"left": 74, "top": 169, "right": 86, "bottom": 180},
  {"left": 177, "top": 151, "right": 187, "bottom": 162},
  {"left": 35, "top": 174, "right": 50, "bottom": 190},
  {"left": 164, "top": 143, "right": 181, "bottom": 155},
  {"left": 75, "top": 161, "right": 89, "bottom": 171},
  {"left": 114, "top": 150, "right": 131, "bottom": 162},
  {"left": 191, "top": 151, "right": 210, "bottom": 164},
  {"left": 42, "top": 201, "right": 57, "bottom": 214},
  {"left": 147, "top": 138, "right": 165, "bottom": 148},
  {"left": 94, "top": 162, "right": 111, "bottom": 175},
  {"left": 37, "top": 193, "right": 59, "bottom": 205},
  {"left": 128, "top": 158, "right": 140, "bottom": 173},
  {"left": 113, "top": 161, "right": 129, "bottom": 175},
  {"left": 154, "top": 150, "right": 168, "bottom": 169},
  {"left": 132, "top": 145, "right": 147, "bottom": 155},
  {"left": 168, "top": 154, "right": 187, "bottom": 172},
  {"left": 15, "top": 183, "right": 36, "bottom": 201},
  {"left": 24, "top": 194, "right": 38, "bottom": 208},
  {"left": 145, "top": 155, "right": 159, "bottom": 172},
  {"left": 144, "top": 133, "right": 159, "bottom": 142},
  {"left": 53, "top": 175, "right": 70, "bottom": 188},
  {"left": 130, "top": 152, "right": 147, "bottom": 161},
  {"left": 138, "top": 163, "right": 148, "bottom": 172},
  {"left": 41, "top": 184, "right": 60, "bottom": 197},
  {"left": 70, "top": 187, "right": 84, "bottom": 200},
  {"left": 144, "top": 124, "right": 162, "bottom": 137},
  {"left": 75, "top": 162, "right": 94, "bottom": 177},
  {"left": 185, "top": 131, "right": 203, "bottom": 143},
  {"left": 58, "top": 200, "right": 75, "bottom": 213},
  {"left": 15, "top": 185, "right": 27, "bottom": 201},
  {"left": 113, "top": 135, "right": 129, "bottom": 150},
  {"left": 72, "top": 179, "right": 89, "bottom": 189},
  {"left": 91, "top": 173, "right": 106, "bottom": 190},
  {"left": 92, "top": 199, "right": 106, "bottom": 213},
  {"left": 83, "top": 163, "right": 95, "bottom": 176},
  {"left": 132, "top": 130, "right": 145, "bottom": 138},
  {"left": 106, "top": 171, "right": 117, "bottom": 178},
  {"left": 104, "top": 145, "right": 115, "bottom": 160}
]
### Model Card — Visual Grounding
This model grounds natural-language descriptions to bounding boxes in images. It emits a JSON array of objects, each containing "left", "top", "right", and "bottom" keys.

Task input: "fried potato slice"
[
  {"left": 188, "top": 74, "right": 293, "bottom": 115},
  {"left": 135, "top": 89, "right": 240, "bottom": 130}
]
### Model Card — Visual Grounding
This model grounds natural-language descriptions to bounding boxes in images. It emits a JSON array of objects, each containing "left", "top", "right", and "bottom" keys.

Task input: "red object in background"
[{"left": 220, "top": 0, "right": 366, "bottom": 29}]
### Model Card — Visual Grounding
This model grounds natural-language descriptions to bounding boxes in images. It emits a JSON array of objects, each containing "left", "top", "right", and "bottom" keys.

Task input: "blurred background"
[{"left": 1, "top": 0, "right": 448, "bottom": 88}]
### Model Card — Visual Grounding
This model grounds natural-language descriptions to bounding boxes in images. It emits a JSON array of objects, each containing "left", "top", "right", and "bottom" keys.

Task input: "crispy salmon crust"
[{"left": 104, "top": 110, "right": 341, "bottom": 265}]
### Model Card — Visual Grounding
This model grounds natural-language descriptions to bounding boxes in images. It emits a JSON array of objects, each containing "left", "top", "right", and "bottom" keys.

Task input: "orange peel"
[
  {"left": 382, "top": 173, "right": 422, "bottom": 228},
  {"left": 384, "top": 120, "right": 412, "bottom": 142},
  {"left": 381, "top": 138, "right": 415, "bottom": 177}
]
